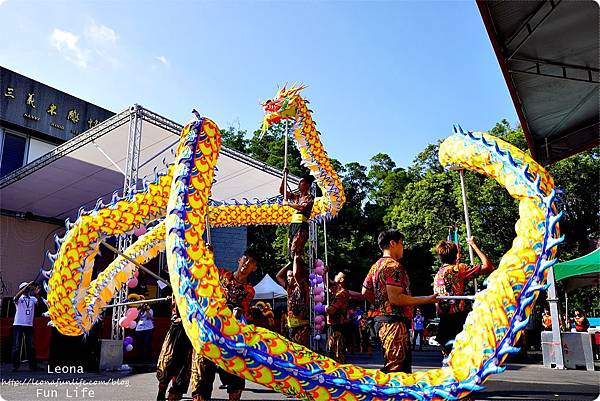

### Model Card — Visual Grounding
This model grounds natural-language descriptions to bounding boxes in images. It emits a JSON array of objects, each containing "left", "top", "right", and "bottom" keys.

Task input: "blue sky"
[{"left": 0, "top": 0, "right": 518, "bottom": 168}]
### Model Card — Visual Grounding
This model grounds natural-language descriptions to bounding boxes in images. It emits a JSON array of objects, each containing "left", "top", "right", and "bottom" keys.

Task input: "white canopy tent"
[
  {"left": 253, "top": 274, "right": 287, "bottom": 300},
  {"left": 0, "top": 104, "right": 298, "bottom": 343},
  {"left": 0, "top": 105, "right": 298, "bottom": 221}
]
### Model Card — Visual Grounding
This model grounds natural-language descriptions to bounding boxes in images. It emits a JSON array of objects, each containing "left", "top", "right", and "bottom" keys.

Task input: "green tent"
[{"left": 554, "top": 248, "right": 600, "bottom": 292}]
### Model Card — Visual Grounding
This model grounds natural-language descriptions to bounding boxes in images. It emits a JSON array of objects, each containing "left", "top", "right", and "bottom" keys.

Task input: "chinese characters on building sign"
[
  {"left": 67, "top": 109, "right": 80, "bottom": 123},
  {"left": 26, "top": 93, "right": 36, "bottom": 108},
  {"left": 2, "top": 86, "right": 104, "bottom": 134},
  {"left": 47, "top": 103, "right": 57, "bottom": 116}
]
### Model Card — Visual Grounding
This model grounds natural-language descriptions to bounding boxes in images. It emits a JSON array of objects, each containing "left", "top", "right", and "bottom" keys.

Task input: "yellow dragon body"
[{"left": 47, "top": 87, "right": 561, "bottom": 400}]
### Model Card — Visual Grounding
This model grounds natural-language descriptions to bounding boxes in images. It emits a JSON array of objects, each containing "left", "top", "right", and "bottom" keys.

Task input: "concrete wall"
[
  {"left": 211, "top": 226, "right": 248, "bottom": 271},
  {"left": 0, "top": 215, "right": 64, "bottom": 296}
]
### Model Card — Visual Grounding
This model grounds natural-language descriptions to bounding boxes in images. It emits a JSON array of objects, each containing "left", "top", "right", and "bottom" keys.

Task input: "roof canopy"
[
  {"left": 554, "top": 248, "right": 600, "bottom": 291},
  {"left": 0, "top": 106, "right": 298, "bottom": 222},
  {"left": 253, "top": 274, "right": 287, "bottom": 300},
  {"left": 477, "top": 0, "right": 599, "bottom": 165}
]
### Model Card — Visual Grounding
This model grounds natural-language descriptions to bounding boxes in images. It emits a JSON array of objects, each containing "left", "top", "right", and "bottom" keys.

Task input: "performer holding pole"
[{"left": 433, "top": 237, "right": 494, "bottom": 357}]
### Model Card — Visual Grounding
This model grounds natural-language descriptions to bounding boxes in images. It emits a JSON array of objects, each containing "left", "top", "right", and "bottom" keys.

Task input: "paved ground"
[{"left": 1, "top": 349, "right": 598, "bottom": 401}]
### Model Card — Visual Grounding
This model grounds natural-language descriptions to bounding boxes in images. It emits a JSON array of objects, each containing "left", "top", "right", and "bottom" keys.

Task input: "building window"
[{"left": 0, "top": 132, "right": 28, "bottom": 177}]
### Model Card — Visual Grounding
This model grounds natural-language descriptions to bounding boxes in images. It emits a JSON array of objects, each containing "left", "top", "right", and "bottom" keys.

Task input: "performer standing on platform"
[
  {"left": 280, "top": 172, "right": 315, "bottom": 282},
  {"left": 276, "top": 264, "right": 310, "bottom": 346},
  {"left": 191, "top": 250, "right": 257, "bottom": 401},
  {"left": 362, "top": 230, "right": 437, "bottom": 373},
  {"left": 433, "top": 236, "right": 494, "bottom": 356},
  {"left": 326, "top": 272, "right": 350, "bottom": 363}
]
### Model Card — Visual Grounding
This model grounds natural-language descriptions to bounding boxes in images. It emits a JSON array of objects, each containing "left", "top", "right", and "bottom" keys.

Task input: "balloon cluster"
[
  {"left": 123, "top": 335, "right": 134, "bottom": 352},
  {"left": 311, "top": 259, "right": 326, "bottom": 340},
  {"left": 118, "top": 307, "right": 139, "bottom": 331},
  {"left": 127, "top": 269, "right": 139, "bottom": 288}
]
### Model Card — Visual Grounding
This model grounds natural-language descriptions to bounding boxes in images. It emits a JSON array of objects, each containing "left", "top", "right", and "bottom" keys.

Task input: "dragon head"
[{"left": 260, "top": 84, "right": 306, "bottom": 134}]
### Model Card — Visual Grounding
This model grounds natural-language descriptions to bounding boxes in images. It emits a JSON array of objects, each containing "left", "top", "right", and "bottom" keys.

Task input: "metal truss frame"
[{"left": 111, "top": 105, "right": 144, "bottom": 341}]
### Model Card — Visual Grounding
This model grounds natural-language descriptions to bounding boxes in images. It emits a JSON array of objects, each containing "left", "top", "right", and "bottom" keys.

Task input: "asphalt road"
[{"left": 1, "top": 349, "right": 598, "bottom": 401}]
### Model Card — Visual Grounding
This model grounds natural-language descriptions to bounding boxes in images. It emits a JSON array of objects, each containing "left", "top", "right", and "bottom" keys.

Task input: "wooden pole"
[
  {"left": 283, "top": 120, "right": 289, "bottom": 202},
  {"left": 324, "top": 219, "right": 330, "bottom": 306},
  {"left": 459, "top": 169, "right": 478, "bottom": 293},
  {"left": 103, "top": 296, "right": 170, "bottom": 309},
  {"left": 437, "top": 295, "right": 476, "bottom": 301},
  {"left": 100, "top": 240, "right": 171, "bottom": 288},
  {"left": 205, "top": 214, "right": 212, "bottom": 246}
]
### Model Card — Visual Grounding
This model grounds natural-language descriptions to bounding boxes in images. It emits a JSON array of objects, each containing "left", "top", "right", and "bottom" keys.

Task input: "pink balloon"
[
  {"left": 315, "top": 315, "right": 324, "bottom": 324},
  {"left": 118, "top": 316, "right": 131, "bottom": 328},
  {"left": 315, "top": 259, "right": 324, "bottom": 269},
  {"left": 314, "top": 294, "right": 324, "bottom": 303},
  {"left": 133, "top": 270, "right": 139, "bottom": 278},
  {"left": 128, "top": 320, "right": 137, "bottom": 330},
  {"left": 316, "top": 323, "right": 325, "bottom": 331},
  {"left": 127, "top": 277, "right": 138, "bottom": 288},
  {"left": 314, "top": 287, "right": 324, "bottom": 295},
  {"left": 315, "top": 265, "right": 324, "bottom": 276},
  {"left": 126, "top": 307, "right": 139, "bottom": 319}
]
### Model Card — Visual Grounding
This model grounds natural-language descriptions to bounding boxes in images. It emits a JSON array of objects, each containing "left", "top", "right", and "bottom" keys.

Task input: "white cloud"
[
  {"left": 50, "top": 28, "right": 89, "bottom": 68},
  {"left": 85, "top": 21, "right": 118, "bottom": 45},
  {"left": 0, "top": 0, "right": 8, "bottom": 6},
  {"left": 156, "top": 55, "right": 169, "bottom": 66},
  {"left": 50, "top": 21, "right": 119, "bottom": 69}
]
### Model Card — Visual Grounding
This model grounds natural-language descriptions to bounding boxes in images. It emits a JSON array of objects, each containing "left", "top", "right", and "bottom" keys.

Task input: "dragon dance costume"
[
  {"left": 156, "top": 299, "right": 193, "bottom": 401},
  {"left": 190, "top": 268, "right": 254, "bottom": 400},
  {"left": 363, "top": 257, "right": 413, "bottom": 373},
  {"left": 327, "top": 286, "right": 350, "bottom": 363}
]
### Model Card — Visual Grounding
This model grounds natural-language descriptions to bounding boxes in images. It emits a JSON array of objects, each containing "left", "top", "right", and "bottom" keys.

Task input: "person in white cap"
[{"left": 12, "top": 281, "right": 40, "bottom": 371}]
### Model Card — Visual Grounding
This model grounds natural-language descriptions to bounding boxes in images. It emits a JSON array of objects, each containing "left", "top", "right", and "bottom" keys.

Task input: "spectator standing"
[
  {"left": 573, "top": 309, "right": 590, "bottom": 332},
  {"left": 136, "top": 302, "right": 155, "bottom": 362},
  {"left": 542, "top": 308, "right": 552, "bottom": 331},
  {"left": 412, "top": 308, "right": 425, "bottom": 351},
  {"left": 12, "top": 282, "right": 40, "bottom": 371}
]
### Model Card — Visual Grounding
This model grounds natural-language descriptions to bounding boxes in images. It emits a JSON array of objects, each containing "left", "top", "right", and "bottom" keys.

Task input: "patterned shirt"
[
  {"left": 286, "top": 279, "right": 310, "bottom": 327},
  {"left": 327, "top": 287, "right": 349, "bottom": 326},
  {"left": 363, "top": 257, "right": 412, "bottom": 320},
  {"left": 433, "top": 263, "right": 480, "bottom": 315},
  {"left": 218, "top": 268, "right": 255, "bottom": 318},
  {"left": 291, "top": 192, "right": 314, "bottom": 219}
]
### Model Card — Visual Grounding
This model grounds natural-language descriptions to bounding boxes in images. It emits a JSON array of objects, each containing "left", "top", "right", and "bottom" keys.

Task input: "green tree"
[{"left": 220, "top": 118, "right": 598, "bottom": 317}]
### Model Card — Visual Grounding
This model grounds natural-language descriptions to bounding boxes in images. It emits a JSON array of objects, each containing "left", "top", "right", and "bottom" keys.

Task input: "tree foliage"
[{"left": 218, "top": 120, "right": 599, "bottom": 315}]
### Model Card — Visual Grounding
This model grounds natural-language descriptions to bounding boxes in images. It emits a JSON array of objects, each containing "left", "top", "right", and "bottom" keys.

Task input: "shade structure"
[
  {"left": 477, "top": 0, "right": 599, "bottom": 165},
  {"left": 554, "top": 248, "right": 600, "bottom": 292},
  {"left": 253, "top": 274, "right": 287, "bottom": 300},
  {"left": 0, "top": 105, "right": 299, "bottom": 221}
]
